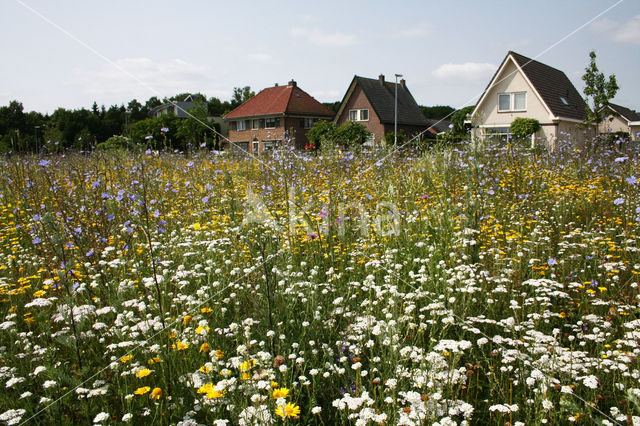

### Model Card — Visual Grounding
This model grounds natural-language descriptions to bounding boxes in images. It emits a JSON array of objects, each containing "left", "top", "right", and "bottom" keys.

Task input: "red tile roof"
[{"left": 224, "top": 83, "right": 334, "bottom": 119}]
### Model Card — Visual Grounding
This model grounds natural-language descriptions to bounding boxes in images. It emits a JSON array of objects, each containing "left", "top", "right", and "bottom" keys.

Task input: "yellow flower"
[
  {"left": 120, "top": 354, "right": 133, "bottom": 363},
  {"left": 135, "top": 368, "right": 152, "bottom": 378},
  {"left": 192, "top": 222, "right": 201, "bottom": 231},
  {"left": 201, "top": 307, "right": 212, "bottom": 314},
  {"left": 33, "top": 290, "right": 46, "bottom": 298},
  {"left": 134, "top": 386, "right": 150, "bottom": 395},
  {"left": 197, "top": 383, "right": 225, "bottom": 399},
  {"left": 214, "top": 349, "right": 224, "bottom": 359},
  {"left": 199, "top": 343, "right": 211, "bottom": 353},
  {"left": 173, "top": 341, "right": 189, "bottom": 351},
  {"left": 195, "top": 325, "right": 209, "bottom": 335},
  {"left": 150, "top": 387, "right": 162, "bottom": 400},
  {"left": 275, "top": 402, "right": 301, "bottom": 419},
  {"left": 199, "top": 365, "right": 214, "bottom": 374},
  {"left": 147, "top": 357, "right": 162, "bottom": 365},
  {"left": 272, "top": 387, "right": 290, "bottom": 399},
  {"left": 558, "top": 312, "right": 566, "bottom": 319},
  {"left": 239, "top": 360, "right": 253, "bottom": 372},
  {"left": 183, "top": 315, "right": 192, "bottom": 326}
]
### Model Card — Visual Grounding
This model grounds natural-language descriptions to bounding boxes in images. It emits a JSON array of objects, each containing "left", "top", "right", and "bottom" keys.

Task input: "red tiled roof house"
[{"left": 224, "top": 80, "right": 334, "bottom": 153}]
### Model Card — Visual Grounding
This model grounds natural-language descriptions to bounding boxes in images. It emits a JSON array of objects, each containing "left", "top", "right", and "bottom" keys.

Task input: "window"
[
  {"left": 498, "top": 92, "right": 526, "bottom": 112},
  {"left": 348, "top": 109, "right": 369, "bottom": 121},
  {"left": 252, "top": 141, "right": 259, "bottom": 153},
  {"left": 231, "top": 141, "right": 249, "bottom": 153},
  {"left": 235, "top": 120, "right": 247, "bottom": 131},
  {"left": 252, "top": 119, "right": 260, "bottom": 130},
  {"left": 265, "top": 117, "right": 280, "bottom": 129},
  {"left": 302, "top": 118, "right": 316, "bottom": 129}
]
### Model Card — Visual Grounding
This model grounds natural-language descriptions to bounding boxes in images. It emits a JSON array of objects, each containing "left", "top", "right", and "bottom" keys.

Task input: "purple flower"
[
  {"left": 626, "top": 175, "right": 637, "bottom": 185},
  {"left": 32, "top": 237, "right": 42, "bottom": 244},
  {"left": 486, "top": 189, "right": 495, "bottom": 195},
  {"left": 145, "top": 135, "right": 153, "bottom": 140},
  {"left": 160, "top": 127, "right": 169, "bottom": 133},
  {"left": 85, "top": 249, "right": 94, "bottom": 257},
  {"left": 38, "top": 159, "right": 50, "bottom": 167},
  {"left": 614, "top": 197, "right": 624, "bottom": 206},
  {"left": 614, "top": 156, "right": 628, "bottom": 163},
  {"left": 548, "top": 257, "right": 557, "bottom": 266}
]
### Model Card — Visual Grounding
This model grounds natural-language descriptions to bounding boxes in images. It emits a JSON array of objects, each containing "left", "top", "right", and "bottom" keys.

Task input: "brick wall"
[{"left": 335, "top": 86, "right": 386, "bottom": 141}]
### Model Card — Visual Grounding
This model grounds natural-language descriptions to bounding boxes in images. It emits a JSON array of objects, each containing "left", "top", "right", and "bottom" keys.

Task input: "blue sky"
[{"left": 1, "top": 0, "right": 638, "bottom": 114}]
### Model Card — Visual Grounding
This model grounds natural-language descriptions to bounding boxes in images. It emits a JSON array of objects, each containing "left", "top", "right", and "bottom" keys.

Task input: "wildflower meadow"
[{"left": 1, "top": 137, "right": 639, "bottom": 425}]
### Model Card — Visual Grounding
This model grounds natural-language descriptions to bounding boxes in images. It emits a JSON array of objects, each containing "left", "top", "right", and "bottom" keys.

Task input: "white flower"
[
  {"left": 93, "top": 412, "right": 109, "bottom": 423},
  {"left": 583, "top": 375, "right": 599, "bottom": 389},
  {"left": 122, "top": 413, "right": 133, "bottom": 422},
  {"left": 311, "top": 406, "right": 322, "bottom": 415},
  {"left": 43, "top": 380, "right": 57, "bottom": 389}
]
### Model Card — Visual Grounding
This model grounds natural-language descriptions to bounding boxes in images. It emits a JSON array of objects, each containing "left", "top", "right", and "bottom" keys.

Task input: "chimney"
[
  {"left": 379, "top": 74, "right": 385, "bottom": 84},
  {"left": 400, "top": 79, "right": 406, "bottom": 89},
  {"left": 288, "top": 79, "right": 297, "bottom": 87}
]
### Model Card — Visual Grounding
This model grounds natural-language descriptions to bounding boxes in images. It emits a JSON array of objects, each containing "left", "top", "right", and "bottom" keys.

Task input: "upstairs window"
[
  {"left": 252, "top": 119, "right": 261, "bottom": 130},
  {"left": 498, "top": 92, "right": 526, "bottom": 112},
  {"left": 302, "top": 118, "right": 316, "bottom": 129},
  {"left": 234, "top": 120, "right": 249, "bottom": 131},
  {"left": 265, "top": 117, "right": 280, "bottom": 129},
  {"left": 349, "top": 109, "right": 369, "bottom": 121}
]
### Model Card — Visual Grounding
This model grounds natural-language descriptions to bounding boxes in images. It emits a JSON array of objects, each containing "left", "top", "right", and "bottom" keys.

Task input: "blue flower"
[
  {"left": 548, "top": 257, "right": 557, "bottom": 266},
  {"left": 614, "top": 197, "right": 624, "bottom": 206},
  {"left": 625, "top": 175, "right": 637, "bottom": 185},
  {"left": 86, "top": 249, "right": 95, "bottom": 257}
]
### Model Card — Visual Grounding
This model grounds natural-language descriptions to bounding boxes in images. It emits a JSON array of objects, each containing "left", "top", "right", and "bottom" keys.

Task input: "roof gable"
[
  {"left": 336, "top": 76, "right": 428, "bottom": 126},
  {"left": 608, "top": 103, "right": 640, "bottom": 122},
  {"left": 224, "top": 83, "right": 334, "bottom": 119},
  {"left": 474, "top": 51, "right": 587, "bottom": 122}
]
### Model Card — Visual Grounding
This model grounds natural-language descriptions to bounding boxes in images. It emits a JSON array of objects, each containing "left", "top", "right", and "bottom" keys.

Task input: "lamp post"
[
  {"left": 394, "top": 73, "right": 403, "bottom": 148},
  {"left": 34, "top": 125, "right": 41, "bottom": 154}
]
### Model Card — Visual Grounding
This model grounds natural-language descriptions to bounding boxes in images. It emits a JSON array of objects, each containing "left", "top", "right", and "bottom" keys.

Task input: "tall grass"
[{"left": 0, "top": 137, "right": 639, "bottom": 425}]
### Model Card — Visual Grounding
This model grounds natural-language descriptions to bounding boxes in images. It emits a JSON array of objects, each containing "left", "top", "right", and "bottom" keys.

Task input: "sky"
[{"left": 1, "top": 0, "right": 639, "bottom": 115}]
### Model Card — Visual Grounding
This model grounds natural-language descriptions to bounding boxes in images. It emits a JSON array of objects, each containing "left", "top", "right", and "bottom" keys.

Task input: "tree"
[
  {"left": 335, "top": 121, "right": 372, "bottom": 148},
  {"left": 306, "top": 120, "right": 337, "bottom": 149},
  {"left": 582, "top": 50, "right": 619, "bottom": 132},
  {"left": 231, "top": 86, "right": 255, "bottom": 108},
  {"left": 450, "top": 106, "right": 474, "bottom": 136},
  {"left": 510, "top": 118, "right": 541, "bottom": 139},
  {"left": 420, "top": 105, "right": 455, "bottom": 120}
]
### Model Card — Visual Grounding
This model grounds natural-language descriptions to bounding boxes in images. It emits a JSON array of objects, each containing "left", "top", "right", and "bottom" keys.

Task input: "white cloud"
[
  {"left": 432, "top": 62, "right": 497, "bottom": 81},
  {"left": 391, "top": 23, "right": 432, "bottom": 39},
  {"left": 591, "top": 15, "right": 640, "bottom": 45},
  {"left": 291, "top": 27, "right": 358, "bottom": 47},
  {"left": 247, "top": 53, "right": 272, "bottom": 63},
  {"left": 71, "top": 57, "right": 210, "bottom": 99}
]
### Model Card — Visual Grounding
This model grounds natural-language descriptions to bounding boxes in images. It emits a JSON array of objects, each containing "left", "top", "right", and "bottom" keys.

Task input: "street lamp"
[
  {"left": 34, "top": 125, "right": 41, "bottom": 154},
  {"left": 394, "top": 74, "right": 403, "bottom": 148}
]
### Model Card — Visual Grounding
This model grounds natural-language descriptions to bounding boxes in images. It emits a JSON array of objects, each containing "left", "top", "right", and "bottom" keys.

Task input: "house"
[
  {"left": 149, "top": 94, "right": 203, "bottom": 118},
  {"left": 334, "top": 75, "right": 429, "bottom": 144},
  {"left": 223, "top": 80, "right": 334, "bottom": 154},
  {"left": 601, "top": 103, "right": 640, "bottom": 141},
  {"left": 471, "top": 51, "right": 589, "bottom": 146}
]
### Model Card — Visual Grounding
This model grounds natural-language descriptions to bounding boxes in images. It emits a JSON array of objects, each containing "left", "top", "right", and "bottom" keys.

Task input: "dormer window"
[{"left": 498, "top": 92, "right": 526, "bottom": 112}]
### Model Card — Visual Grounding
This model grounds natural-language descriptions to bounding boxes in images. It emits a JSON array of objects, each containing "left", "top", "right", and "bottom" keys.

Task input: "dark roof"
[
  {"left": 341, "top": 76, "right": 428, "bottom": 126},
  {"left": 427, "top": 119, "right": 451, "bottom": 134},
  {"left": 224, "top": 82, "right": 334, "bottom": 119},
  {"left": 608, "top": 103, "right": 640, "bottom": 122},
  {"left": 507, "top": 51, "right": 587, "bottom": 121}
]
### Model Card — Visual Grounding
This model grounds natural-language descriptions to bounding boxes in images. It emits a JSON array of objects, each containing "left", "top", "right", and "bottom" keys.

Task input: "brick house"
[
  {"left": 334, "top": 75, "right": 429, "bottom": 143},
  {"left": 224, "top": 80, "right": 334, "bottom": 154}
]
